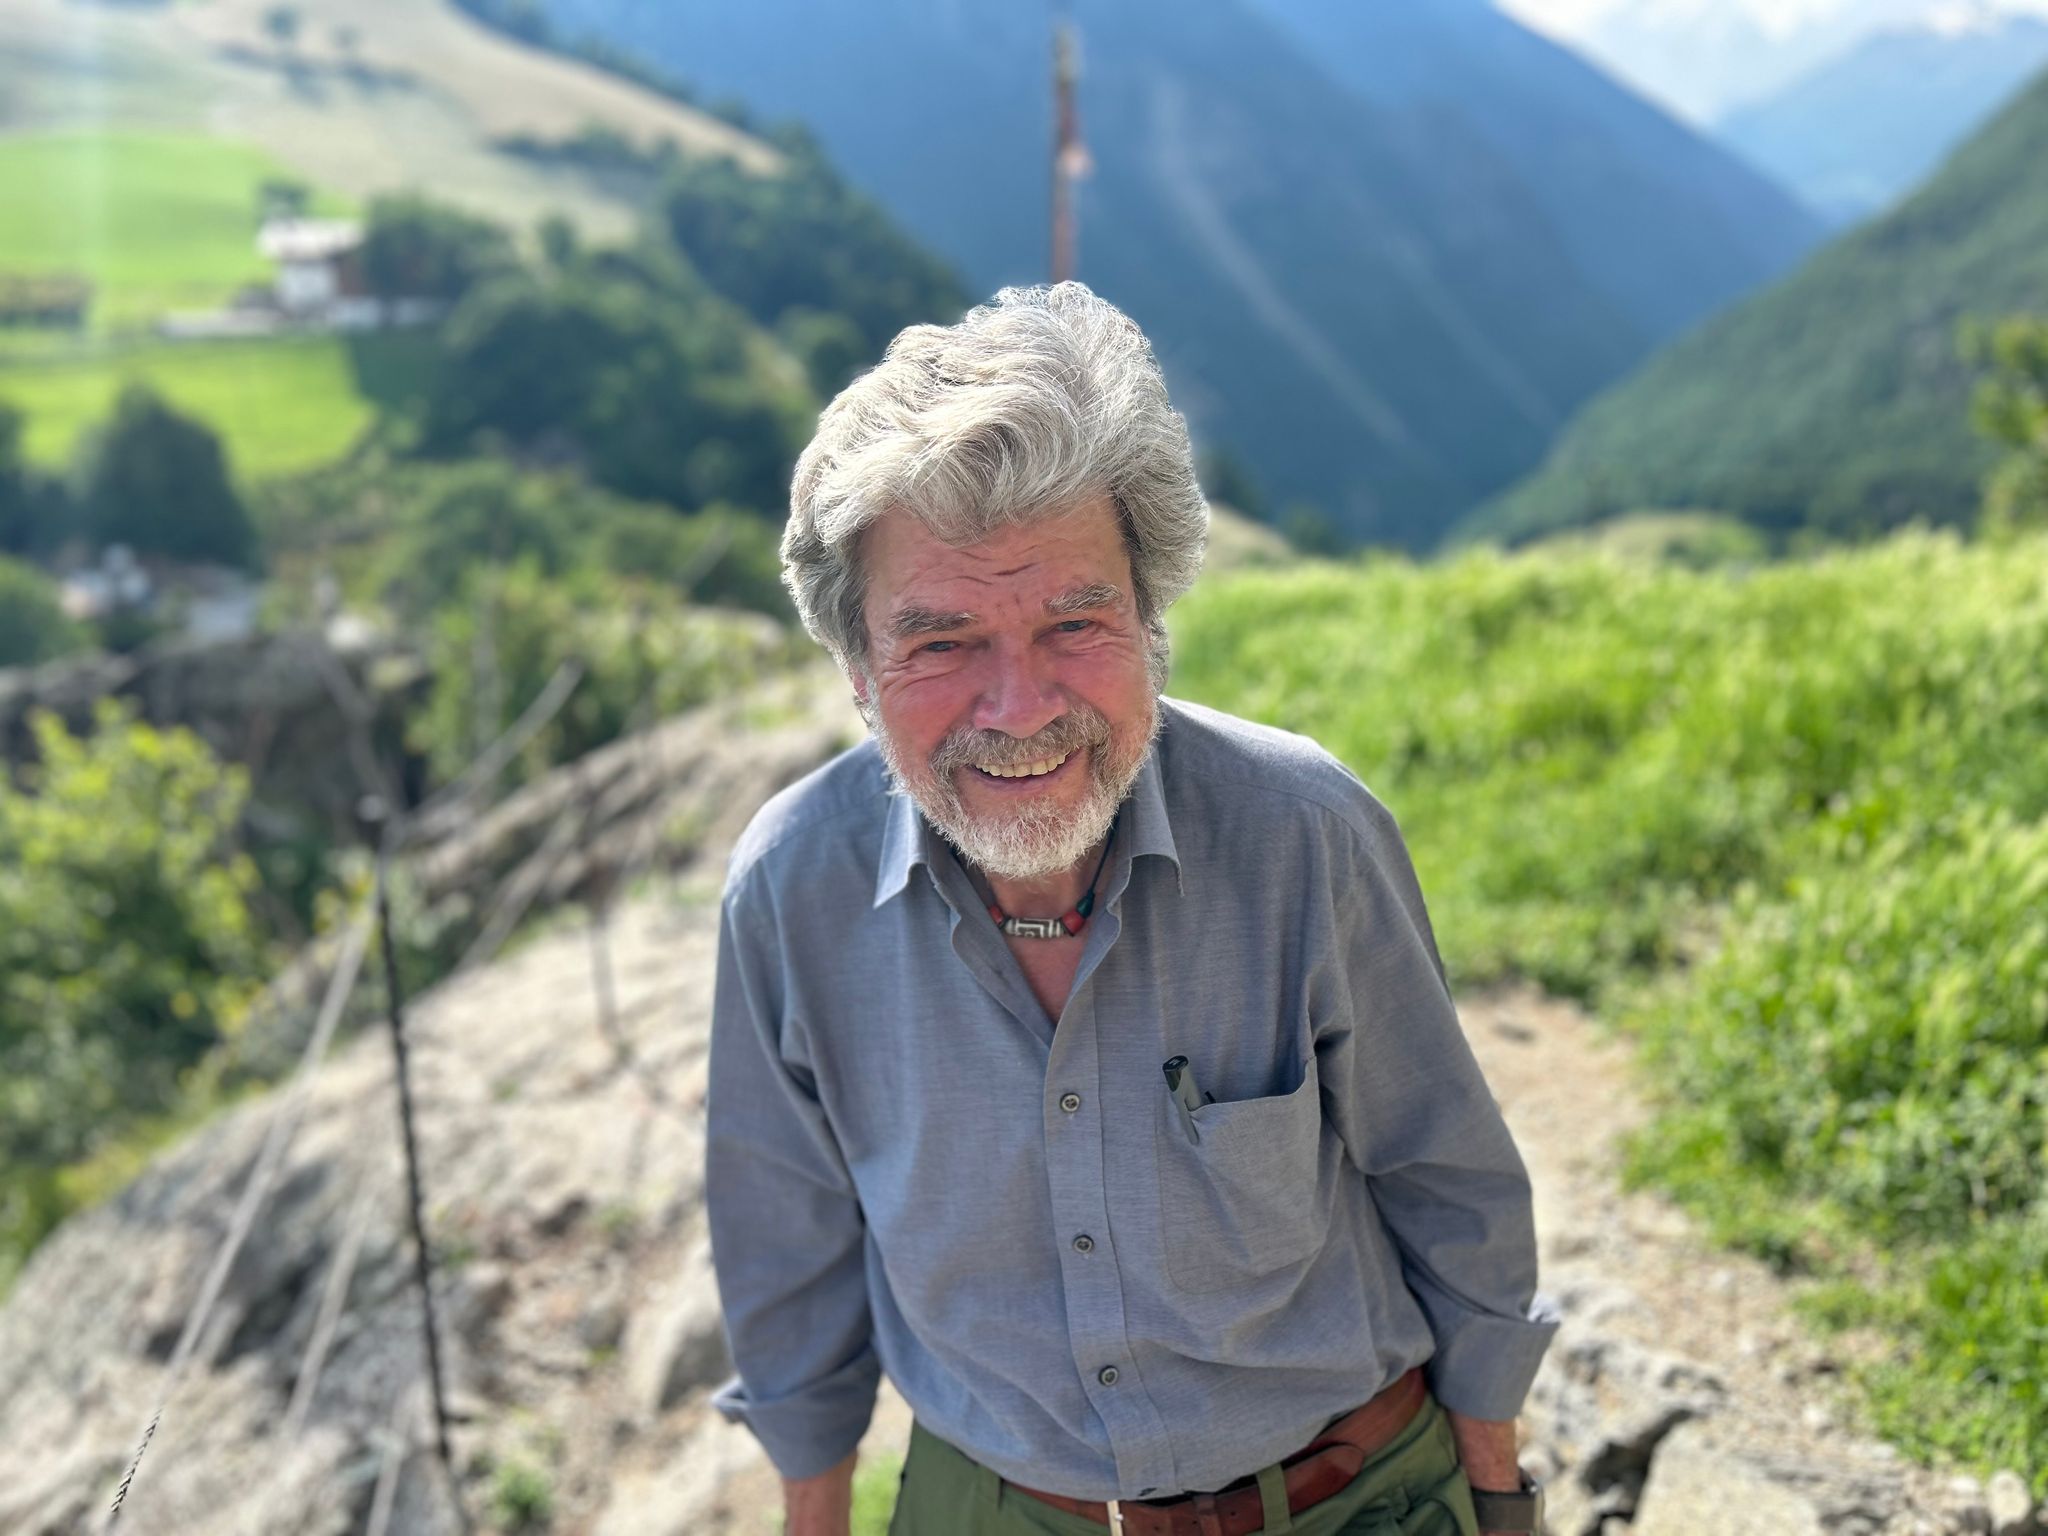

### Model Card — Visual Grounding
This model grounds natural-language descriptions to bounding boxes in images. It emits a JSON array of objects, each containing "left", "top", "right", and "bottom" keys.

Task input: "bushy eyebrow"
[
  {"left": 1045, "top": 582, "right": 1125, "bottom": 617},
  {"left": 886, "top": 606, "right": 975, "bottom": 641},
  {"left": 884, "top": 583, "right": 1124, "bottom": 643}
]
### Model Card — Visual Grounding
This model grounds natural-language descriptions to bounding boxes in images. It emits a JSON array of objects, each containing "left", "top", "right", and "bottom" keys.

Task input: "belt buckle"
[{"left": 1106, "top": 1498, "right": 1125, "bottom": 1532}]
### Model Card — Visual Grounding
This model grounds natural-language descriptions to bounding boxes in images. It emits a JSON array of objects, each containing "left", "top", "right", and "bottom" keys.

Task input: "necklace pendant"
[{"left": 999, "top": 914, "right": 1072, "bottom": 940}]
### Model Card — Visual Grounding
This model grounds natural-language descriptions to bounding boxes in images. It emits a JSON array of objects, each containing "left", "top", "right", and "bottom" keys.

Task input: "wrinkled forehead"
[{"left": 860, "top": 500, "right": 1133, "bottom": 638}]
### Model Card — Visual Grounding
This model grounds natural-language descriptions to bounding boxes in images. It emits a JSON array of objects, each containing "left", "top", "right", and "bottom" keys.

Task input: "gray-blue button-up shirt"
[{"left": 707, "top": 698, "right": 1560, "bottom": 1500}]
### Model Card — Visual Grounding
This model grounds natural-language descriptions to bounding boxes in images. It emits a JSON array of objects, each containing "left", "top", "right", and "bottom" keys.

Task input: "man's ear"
[{"left": 848, "top": 660, "right": 873, "bottom": 708}]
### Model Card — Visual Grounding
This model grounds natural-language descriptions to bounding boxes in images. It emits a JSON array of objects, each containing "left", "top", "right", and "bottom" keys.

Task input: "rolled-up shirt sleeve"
[
  {"left": 1313, "top": 792, "right": 1561, "bottom": 1423},
  {"left": 706, "top": 870, "right": 880, "bottom": 1479}
]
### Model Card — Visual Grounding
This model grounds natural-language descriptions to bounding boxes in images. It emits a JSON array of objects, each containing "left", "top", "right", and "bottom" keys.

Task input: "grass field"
[
  {"left": 0, "top": 129, "right": 354, "bottom": 330},
  {"left": 0, "top": 331, "right": 435, "bottom": 481}
]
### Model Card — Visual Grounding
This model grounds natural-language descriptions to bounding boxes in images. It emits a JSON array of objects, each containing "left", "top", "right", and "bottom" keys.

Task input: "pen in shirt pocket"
[{"left": 1161, "top": 1055, "right": 1213, "bottom": 1142}]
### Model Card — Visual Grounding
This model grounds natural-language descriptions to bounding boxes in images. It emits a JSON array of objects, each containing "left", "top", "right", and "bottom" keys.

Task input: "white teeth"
[{"left": 975, "top": 751, "right": 1071, "bottom": 779}]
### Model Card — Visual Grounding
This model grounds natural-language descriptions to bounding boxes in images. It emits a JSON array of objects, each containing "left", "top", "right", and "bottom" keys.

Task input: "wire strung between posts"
[
  {"left": 100, "top": 912, "right": 373, "bottom": 1533},
  {"left": 102, "top": 651, "right": 590, "bottom": 1532},
  {"left": 403, "top": 659, "right": 585, "bottom": 849},
  {"left": 281, "top": 1169, "right": 380, "bottom": 1441}
]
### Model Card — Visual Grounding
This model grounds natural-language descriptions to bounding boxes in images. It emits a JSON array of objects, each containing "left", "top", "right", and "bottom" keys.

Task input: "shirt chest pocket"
[{"left": 1154, "top": 1052, "right": 1330, "bottom": 1295}]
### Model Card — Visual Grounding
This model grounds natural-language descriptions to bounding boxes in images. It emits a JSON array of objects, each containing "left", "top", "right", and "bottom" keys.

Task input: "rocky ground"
[{"left": 0, "top": 695, "right": 2037, "bottom": 1536}]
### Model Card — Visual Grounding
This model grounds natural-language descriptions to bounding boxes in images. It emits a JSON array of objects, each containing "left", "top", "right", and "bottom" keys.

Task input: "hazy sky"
[{"left": 1498, "top": 0, "right": 2048, "bottom": 119}]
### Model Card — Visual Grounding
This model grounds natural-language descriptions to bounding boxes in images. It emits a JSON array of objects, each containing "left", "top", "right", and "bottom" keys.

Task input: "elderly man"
[{"left": 708, "top": 283, "right": 1557, "bottom": 1536}]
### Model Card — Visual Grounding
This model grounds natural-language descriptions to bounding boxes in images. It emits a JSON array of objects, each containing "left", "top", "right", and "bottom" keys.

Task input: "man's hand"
[
  {"left": 783, "top": 1453, "right": 857, "bottom": 1536},
  {"left": 1443, "top": 1409, "right": 1522, "bottom": 1536}
]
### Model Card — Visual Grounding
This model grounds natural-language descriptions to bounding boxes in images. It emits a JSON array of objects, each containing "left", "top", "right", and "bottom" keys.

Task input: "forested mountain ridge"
[
  {"left": 537, "top": 0, "right": 1821, "bottom": 551},
  {"left": 1465, "top": 61, "right": 2048, "bottom": 548}
]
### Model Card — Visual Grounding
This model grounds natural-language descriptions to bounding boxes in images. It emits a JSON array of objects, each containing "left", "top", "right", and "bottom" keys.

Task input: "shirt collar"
[{"left": 872, "top": 727, "right": 1183, "bottom": 910}]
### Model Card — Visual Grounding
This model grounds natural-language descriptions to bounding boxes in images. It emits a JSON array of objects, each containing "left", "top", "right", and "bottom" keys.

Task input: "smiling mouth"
[{"left": 971, "top": 749, "right": 1073, "bottom": 781}]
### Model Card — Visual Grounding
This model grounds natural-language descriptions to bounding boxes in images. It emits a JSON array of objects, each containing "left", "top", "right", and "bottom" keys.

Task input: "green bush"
[
  {"left": 414, "top": 561, "right": 806, "bottom": 787},
  {"left": 255, "top": 457, "right": 790, "bottom": 625},
  {"left": 0, "top": 702, "right": 270, "bottom": 1283},
  {"left": 1966, "top": 314, "right": 2048, "bottom": 536},
  {"left": 0, "top": 555, "right": 87, "bottom": 667}
]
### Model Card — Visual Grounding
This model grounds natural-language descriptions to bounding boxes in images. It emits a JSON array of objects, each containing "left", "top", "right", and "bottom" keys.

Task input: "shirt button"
[
  {"left": 1072, "top": 1233, "right": 1094, "bottom": 1253},
  {"left": 1059, "top": 1092, "right": 1082, "bottom": 1113},
  {"left": 1097, "top": 1366, "right": 1119, "bottom": 1387}
]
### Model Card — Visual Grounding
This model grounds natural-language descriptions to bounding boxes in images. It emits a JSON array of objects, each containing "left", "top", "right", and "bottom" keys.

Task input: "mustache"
[{"left": 929, "top": 706, "right": 1112, "bottom": 774}]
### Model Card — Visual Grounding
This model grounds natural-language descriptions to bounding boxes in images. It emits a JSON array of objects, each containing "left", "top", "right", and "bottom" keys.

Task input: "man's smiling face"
[{"left": 856, "top": 494, "right": 1160, "bottom": 881}]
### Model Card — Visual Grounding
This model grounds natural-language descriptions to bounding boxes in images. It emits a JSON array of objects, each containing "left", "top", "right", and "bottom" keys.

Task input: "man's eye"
[
  {"left": 919, "top": 640, "right": 958, "bottom": 654},
  {"left": 1054, "top": 619, "right": 1092, "bottom": 634}
]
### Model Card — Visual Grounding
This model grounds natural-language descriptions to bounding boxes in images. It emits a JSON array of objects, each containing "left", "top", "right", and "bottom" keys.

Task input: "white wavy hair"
[{"left": 782, "top": 282, "right": 1210, "bottom": 681}]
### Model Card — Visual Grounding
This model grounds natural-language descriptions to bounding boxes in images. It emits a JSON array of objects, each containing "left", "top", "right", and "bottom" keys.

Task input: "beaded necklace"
[{"left": 985, "top": 813, "right": 1119, "bottom": 940}]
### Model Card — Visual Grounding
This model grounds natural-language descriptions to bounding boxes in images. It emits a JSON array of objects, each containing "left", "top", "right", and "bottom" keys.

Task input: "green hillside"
[
  {"left": 1462, "top": 66, "right": 2048, "bottom": 548},
  {"left": 1170, "top": 530, "right": 2048, "bottom": 1477}
]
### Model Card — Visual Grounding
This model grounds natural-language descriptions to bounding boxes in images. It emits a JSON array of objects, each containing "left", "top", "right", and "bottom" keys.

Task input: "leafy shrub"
[
  {"left": 488, "top": 1456, "right": 554, "bottom": 1530},
  {"left": 255, "top": 458, "right": 790, "bottom": 625},
  {"left": 414, "top": 561, "right": 806, "bottom": 787},
  {"left": 0, "top": 555, "right": 87, "bottom": 667},
  {"left": 1966, "top": 313, "right": 2048, "bottom": 536},
  {"left": 0, "top": 702, "right": 269, "bottom": 1281}
]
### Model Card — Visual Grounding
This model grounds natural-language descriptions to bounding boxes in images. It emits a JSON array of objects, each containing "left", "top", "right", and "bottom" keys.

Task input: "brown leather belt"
[{"left": 1008, "top": 1366, "right": 1428, "bottom": 1536}]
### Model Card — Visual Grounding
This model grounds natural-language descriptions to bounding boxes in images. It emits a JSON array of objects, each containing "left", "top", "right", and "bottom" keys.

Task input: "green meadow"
[
  {"left": 0, "top": 331, "right": 432, "bottom": 481},
  {"left": 0, "top": 130, "right": 353, "bottom": 330},
  {"left": 0, "top": 128, "right": 395, "bottom": 482}
]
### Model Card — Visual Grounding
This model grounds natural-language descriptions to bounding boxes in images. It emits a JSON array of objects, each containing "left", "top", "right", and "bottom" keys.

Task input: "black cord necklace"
[{"left": 984, "top": 813, "right": 1119, "bottom": 940}]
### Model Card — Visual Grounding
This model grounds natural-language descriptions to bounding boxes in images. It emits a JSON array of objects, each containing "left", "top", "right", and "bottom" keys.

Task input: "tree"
[
  {"left": 1964, "top": 315, "right": 2048, "bottom": 535},
  {"left": 73, "top": 385, "right": 254, "bottom": 567},
  {"left": 658, "top": 142, "right": 968, "bottom": 361},
  {"left": 0, "top": 406, "right": 74, "bottom": 559},
  {"left": 0, "top": 405, "right": 32, "bottom": 553},
  {"left": 0, "top": 556, "right": 86, "bottom": 668},
  {"left": 263, "top": 5, "right": 302, "bottom": 51},
  {"left": 419, "top": 257, "right": 802, "bottom": 514},
  {"left": 360, "top": 194, "right": 517, "bottom": 303}
]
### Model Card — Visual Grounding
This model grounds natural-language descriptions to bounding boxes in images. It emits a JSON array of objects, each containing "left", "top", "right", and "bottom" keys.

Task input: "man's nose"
[{"left": 973, "top": 645, "right": 1065, "bottom": 741}]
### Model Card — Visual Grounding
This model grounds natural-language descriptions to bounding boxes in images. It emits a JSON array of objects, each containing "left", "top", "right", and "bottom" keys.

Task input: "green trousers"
[{"left": 888, "top": 1395, "right": 1481, "bottom": 1536}]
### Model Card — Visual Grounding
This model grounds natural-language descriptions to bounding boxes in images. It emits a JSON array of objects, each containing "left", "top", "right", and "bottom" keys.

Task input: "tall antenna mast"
[{"left": 1050, "top": 7, "right": 1092, "bottom": 283}]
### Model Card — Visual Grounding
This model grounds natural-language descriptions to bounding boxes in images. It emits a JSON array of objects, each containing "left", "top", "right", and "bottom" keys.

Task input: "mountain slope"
[
  {"left": 1716, "top": 16, "right": 2048, "bottom": 224},
  {"left": 1250, "top": 0, "right": 1824, "bottom": 342},
  {"left": 539, "top": 0, "right": 1815, "bottom": 550},
  {"left": 0, "top": 0, "right": 780, "bottom": 247},
  {"left": 1465, "top": 66, "right": 2048, "bottom": 548}
]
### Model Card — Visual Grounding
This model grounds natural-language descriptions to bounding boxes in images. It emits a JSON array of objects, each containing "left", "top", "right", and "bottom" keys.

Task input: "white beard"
[{"left": 875, "top": 696, "right": 1159, "bottom": 882}]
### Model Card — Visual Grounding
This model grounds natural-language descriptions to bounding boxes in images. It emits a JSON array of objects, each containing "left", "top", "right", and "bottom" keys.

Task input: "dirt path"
[{"left": 686, "top": 983, "right": 2003, "bottom": 1536}]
